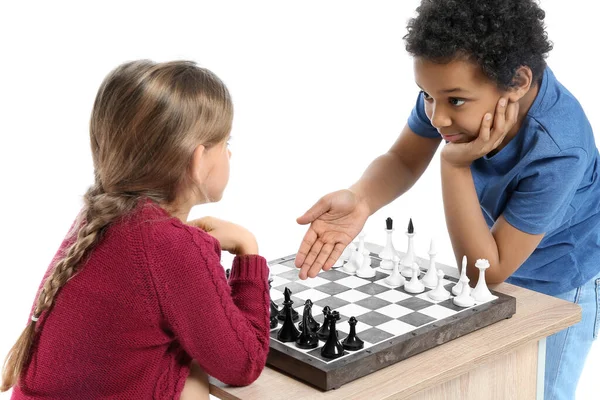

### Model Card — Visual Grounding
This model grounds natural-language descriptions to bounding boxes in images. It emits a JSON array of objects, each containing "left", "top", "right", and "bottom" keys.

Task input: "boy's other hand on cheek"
[
  {"left": 441, "top": 97, "right": 519, "bottom": 168},
  {"left": 188, "top": 216, "right": 259, "bottom": 256}
]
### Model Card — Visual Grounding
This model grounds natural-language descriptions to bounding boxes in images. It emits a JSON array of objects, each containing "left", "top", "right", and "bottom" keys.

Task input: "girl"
[
  {"left": 1, "top": 60, "right": 271, "bottom": 399},
  {"left": 293, "top": 1, "right": 600, "bottom": 399}
]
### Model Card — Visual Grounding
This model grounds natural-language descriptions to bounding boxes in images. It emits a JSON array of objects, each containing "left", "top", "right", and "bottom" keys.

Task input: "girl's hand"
[
  {"left": 188, "top": 216, "right": 259, "bottom": 256},
  {"left": 441, "top": 97, "right": 519, "bottom": 168}
]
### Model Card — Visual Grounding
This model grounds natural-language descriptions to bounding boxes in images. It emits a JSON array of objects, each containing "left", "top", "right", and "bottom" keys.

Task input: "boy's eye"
[
  {"left": 449, "top": 98, "right": 466, "bottom": 106},
  {"left": 421, "top": 90, "right": 432, "bottom": 100}
]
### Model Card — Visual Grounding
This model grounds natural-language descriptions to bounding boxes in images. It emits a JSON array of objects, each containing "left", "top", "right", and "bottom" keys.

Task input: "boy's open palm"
[
  {"left": 188, "top": 216, "right": 258, "bottom": 256},
  {"left": 442, "top": 97, "right": 519, "bottom": 167},
  {"left": 295, "top": 189, "right": 370, "bottom": 279}
]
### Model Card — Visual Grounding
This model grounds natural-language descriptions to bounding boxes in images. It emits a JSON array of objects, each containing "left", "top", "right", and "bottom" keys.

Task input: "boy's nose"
[{"left": 430, "top": 105, "right": 452, "bottom": 129}]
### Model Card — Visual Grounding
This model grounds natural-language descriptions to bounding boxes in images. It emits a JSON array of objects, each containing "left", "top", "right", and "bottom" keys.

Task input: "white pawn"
[
  {"left": 343, "top": 248, "right": 359, "bottom": 274},
  {"left": 452, "top": 255, "right": 468, "bottom": 296},
  {"left": 420, "top": 238, "right": 438, "bottom": 288},
  {"left": 341, "top": 242, "right": 356, "bottom": 262},
  {"left": 356, "top": 249, "right": 376, "bottom": 278},
  {"left": 384, "top": 256, "right": 404, "bottom": 287},
  {"left": 404, "top": 263, "right": 425, "bottom": 294},
  {"left": 380, "top": 253, "right": 394, "bottom": 270},
  {"left": 355, "top": 232, "right": 366, "bottom": 267},
  {"left": 471, "top": 259, "right": 496, "bottom": 302},
  {"left": 453, "top": 275, "right": 475, "bottom": 307},
  {"left": 428, "top": 270, "right": 451, "bottom": 301}
]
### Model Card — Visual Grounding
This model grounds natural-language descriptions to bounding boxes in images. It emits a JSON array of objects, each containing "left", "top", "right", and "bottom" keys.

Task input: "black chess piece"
[
  {"left": 341, "top": 316, "right": 364, "bottom": 351},
  {"left": 269, "top": 278, "right": 279, "bottom": 329},
  {"left": 386, "top": 217, "right": 393, "bottom": 230},
  {"left": 321, "top": 311, "right": 344, "bottom": 359},
  {"left": 316, "top": 306, "right": 332, "bottom": 341},
  {"left": 277, "top": 287, "right": 299, "bottom": 322},
  {"left": 225, "top": 268, "right": 231, "bottom": 280},
  {"left": 276, "top": 288, "right": 300, "bottom": 342},
  {"left": 298, "top": 299, "right": 320, "bottom": 333},
  {"left": 295, "top": 305, "right": 319, "bottom": 349},
  {"left": 408, "top": 218, "right": 414, "bottom": 234}
]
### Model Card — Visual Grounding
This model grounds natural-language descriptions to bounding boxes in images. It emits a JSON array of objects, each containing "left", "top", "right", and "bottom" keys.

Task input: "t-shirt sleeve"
[
  {"left": 143, "top": 221, "right": 270, "bottom": 386},
  {"left": 503, "top": 147, "right": 588, "bottom": 234},
  {"left": 407, "top": 91, "right": 440, "bottom": 139}
]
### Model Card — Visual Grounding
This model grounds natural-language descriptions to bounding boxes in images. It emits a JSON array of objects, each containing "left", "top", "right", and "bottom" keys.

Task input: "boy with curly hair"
[{"left": 294, "top": 1, "right": 600, "bottom": 398}]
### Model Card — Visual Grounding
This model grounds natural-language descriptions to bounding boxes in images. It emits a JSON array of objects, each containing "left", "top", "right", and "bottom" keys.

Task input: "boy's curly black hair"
[{"left": 404, "top": 0, "right": 553, "bottom": 90}]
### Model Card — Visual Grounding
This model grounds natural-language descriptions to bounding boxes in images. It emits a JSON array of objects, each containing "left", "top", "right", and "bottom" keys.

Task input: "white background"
[{"left": 0, "top": 1, "right": 598, "bottom": 398}]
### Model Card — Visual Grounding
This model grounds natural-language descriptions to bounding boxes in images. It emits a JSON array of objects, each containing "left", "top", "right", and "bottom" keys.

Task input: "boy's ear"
[
  {"left": 507, "top": 66, "right": 534, "bottom": 102},
  {"left": 190, "top": 144, "right": 206, "bottom": 183}
]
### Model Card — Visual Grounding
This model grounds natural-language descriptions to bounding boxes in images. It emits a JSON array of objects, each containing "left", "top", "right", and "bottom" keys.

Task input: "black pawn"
[
  {"left": 295, "top": 306, "right": 319, "bottom": 349},
  {"left": 407, "top": 218, "right": 414, "bottom": 234},
  {"left": 225, "top": 268, "right": 231, "bottom": 280},
  {"left": 269, "top": 278, "right": 279, "bottom": 329},
  {"left": 321, "top": 311, "right": 344, "bottom": 359},
  {"left": 341, "top": 316, "right": 364, "bottom": 351},
  {"left": 316, "top": 306, "right": 332, "bottom": 341},
  {"left": 298, "top": 299, "right": 320, "bottom": 333},
  {"left": 277, "top": 287, "right": 299, "bottom": 322},
  {"left": 386, "top": 217, "right": 393, "bottom": 230},
  {"left": 276, "top": 288, "right": 300, "bottom": 342}
]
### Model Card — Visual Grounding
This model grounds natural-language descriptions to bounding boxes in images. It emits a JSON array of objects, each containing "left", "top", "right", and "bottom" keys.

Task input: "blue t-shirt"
[{"left": 408, "top": 67, "right": 600, "bottom": 295}]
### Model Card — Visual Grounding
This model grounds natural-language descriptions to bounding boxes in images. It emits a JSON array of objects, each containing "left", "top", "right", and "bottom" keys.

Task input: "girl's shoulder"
[{"left": 134, "top": 201, "right": 221, "bottom": 258}]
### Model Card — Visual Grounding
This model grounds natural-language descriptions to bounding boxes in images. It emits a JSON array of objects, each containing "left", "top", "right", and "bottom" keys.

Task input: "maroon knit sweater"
[{"left": 11, "top": 201, "right": 271, "bottom": 399}]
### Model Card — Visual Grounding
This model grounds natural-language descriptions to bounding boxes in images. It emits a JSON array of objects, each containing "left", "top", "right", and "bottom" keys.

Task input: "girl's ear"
[
  {"left": 507, "top": 66, "right": 534, "bottom": 103},
  {"left": 190, "top": 144, "right": 206, "bottom": 184}
]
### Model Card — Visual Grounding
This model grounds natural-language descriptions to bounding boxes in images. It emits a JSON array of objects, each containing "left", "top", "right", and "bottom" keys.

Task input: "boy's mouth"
[{"left": 441, "top": 133, "right": 463, "bottom": 142}]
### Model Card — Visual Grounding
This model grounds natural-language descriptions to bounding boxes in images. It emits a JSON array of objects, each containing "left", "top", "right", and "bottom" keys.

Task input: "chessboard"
[{"left": 266, "top": 243, "right": 516, "bottom": 391}]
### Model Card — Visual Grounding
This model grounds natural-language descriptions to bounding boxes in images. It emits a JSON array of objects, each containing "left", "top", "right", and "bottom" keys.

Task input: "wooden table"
[{"left": 210, "top": 282, "right": 581, "bottom": 400}]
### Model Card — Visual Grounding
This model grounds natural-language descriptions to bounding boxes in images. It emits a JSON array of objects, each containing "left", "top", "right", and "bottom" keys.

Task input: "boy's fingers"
[
  {"left": 301, "top": 240, "right": 324, "bottom": 274},
  {"left": 323, "top": 242, "right": 345, "bottom": 271},
  {"left": 479, "top": 112, "right": 493, "bottom": 142},
  {"left": 492, "top": 97, "right": 507, "bottom": 139},
  {"left": 295, "top": 229, "right": 317, "bottom": 270}
]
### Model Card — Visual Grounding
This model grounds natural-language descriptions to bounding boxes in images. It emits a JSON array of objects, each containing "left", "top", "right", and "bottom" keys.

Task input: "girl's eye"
[
  {"left": 421, "top": 90, "right": 432, "bottom": 100},
  {"left": 449, "top": 98, "right": 466, "bottom": 106}
]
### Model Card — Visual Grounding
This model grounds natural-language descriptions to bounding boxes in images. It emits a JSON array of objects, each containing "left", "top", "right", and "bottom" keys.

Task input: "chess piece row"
[{"left": 270, "top": 285, "right": 363, "bottom": 359}]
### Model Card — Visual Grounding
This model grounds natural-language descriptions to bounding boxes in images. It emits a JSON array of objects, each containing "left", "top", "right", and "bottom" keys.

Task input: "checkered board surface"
[{"left": 267, "top": 250, "right": 516, "bottom": 390}]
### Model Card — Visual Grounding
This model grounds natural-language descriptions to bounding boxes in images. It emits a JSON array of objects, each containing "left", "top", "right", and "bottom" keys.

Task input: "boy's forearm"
[{"left": 441, "top": 159, "right": 501, "bottom": 282}]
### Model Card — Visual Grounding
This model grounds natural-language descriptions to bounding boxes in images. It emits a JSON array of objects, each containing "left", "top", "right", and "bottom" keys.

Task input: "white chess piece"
[
  {"left": 404, "top": 263, "right": 425, "bottom": 294},
  {"left": 343, "top": 248, "right": 359, "bottom": 274},
  {"left": 384, "top": 256, "right": 404, "bottom": 287},
  {"left": 420, "top": 238, "right": 438, "bottom": 288},
  {"left": 356, "top": 249, "right": 376, "bottom": 278},
  {"left": 400, "top": 221, "right": 419, "bottom": 277},
  {"left": 471, "top": 259, "right": 497, "bottom": 302},
  {"left": 378, "top": 218, "right": 397, "bottom": 261},
  {"left": 453, "top": 275, "right": 475, "bottom": 307},
  {"left": 428, "top": 270, "right": 451, "bottom": 301},
  {"left": 341, "top": 242, "right": 356, "bottom": 262},
  {"left": 355, "top": 232, "right": 366, "bottom": 267},
  {"left": 452, "top": 255, "right": 468, "bottom": 296}
]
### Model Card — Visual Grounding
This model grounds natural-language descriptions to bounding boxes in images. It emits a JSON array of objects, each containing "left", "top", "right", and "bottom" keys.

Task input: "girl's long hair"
[{"left": 1, "top": 59, "right": 233, "bottom": 391}]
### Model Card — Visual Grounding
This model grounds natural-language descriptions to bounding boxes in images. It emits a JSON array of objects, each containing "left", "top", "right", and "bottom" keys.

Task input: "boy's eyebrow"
[{"left": 416, "top": 83, "right": 469, "bottom": 94}]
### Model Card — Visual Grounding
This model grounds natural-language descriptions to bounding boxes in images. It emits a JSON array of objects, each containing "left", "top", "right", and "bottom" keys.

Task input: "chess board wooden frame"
[{"left": 266, "top": 250, "right": 517, "bottom": 391}]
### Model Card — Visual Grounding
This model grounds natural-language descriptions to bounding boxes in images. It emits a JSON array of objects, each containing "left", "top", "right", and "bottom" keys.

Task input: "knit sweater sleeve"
[{"left": 142, "top": 220, "right": 271, "bottom": 386}]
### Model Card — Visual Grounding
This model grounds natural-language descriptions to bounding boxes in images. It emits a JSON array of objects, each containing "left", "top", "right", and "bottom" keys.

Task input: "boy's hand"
[
  {"left": 441, "top": 97, "right": 519, "bottom": 168},
  {"left": 188, "top": 217, "right": 259, "bottom": 256},
  {"left": 295, "top": 189, "right": 370, "bottom": 279}
]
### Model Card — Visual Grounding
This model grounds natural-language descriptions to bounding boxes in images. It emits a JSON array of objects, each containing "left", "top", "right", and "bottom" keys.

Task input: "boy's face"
[{"left": 414, "top": 57, "right": 505, "bottom": 143}]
